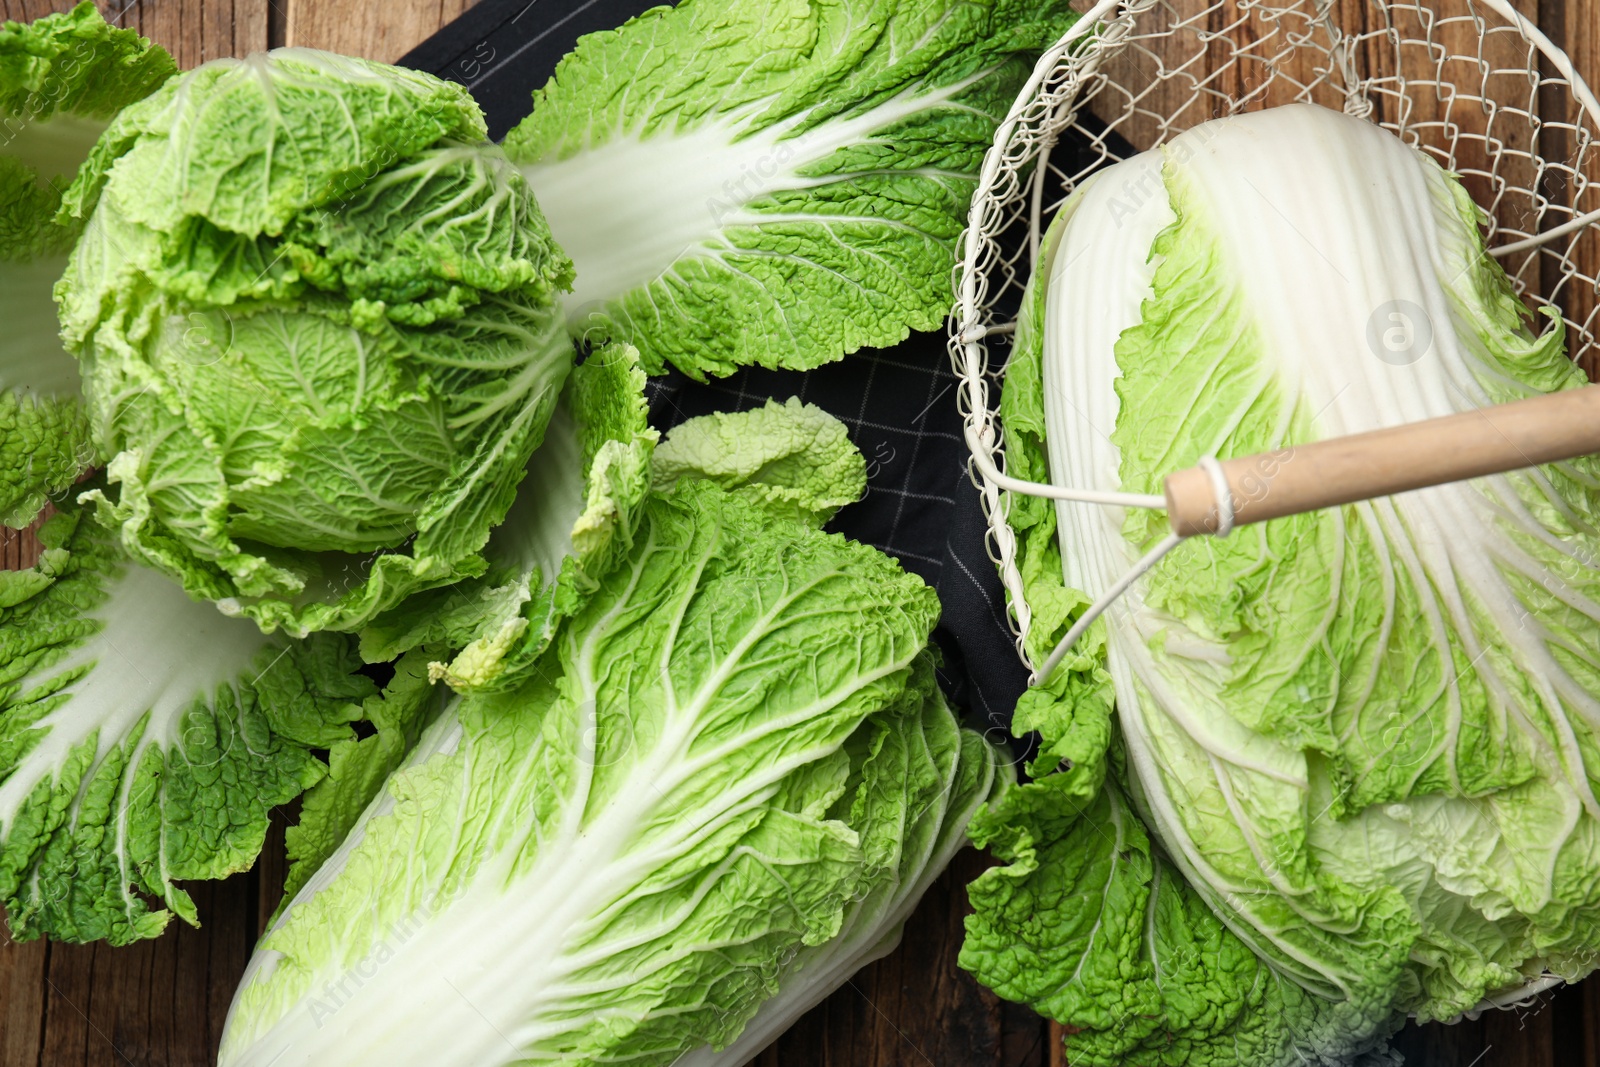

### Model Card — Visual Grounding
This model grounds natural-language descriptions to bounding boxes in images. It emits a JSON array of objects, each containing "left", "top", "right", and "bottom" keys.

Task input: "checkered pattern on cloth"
[{"left": 403, "top": 0, "right": 1036, "bottom": 732}]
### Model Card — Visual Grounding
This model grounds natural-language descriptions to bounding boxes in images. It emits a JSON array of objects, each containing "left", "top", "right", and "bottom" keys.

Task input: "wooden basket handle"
[{"left": 1164, "top": 386, "right": 1600, "bottom": 537}]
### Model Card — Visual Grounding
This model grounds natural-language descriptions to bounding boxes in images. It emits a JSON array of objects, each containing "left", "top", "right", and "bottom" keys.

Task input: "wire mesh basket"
[
  {"left": 948, "top": 0, "right": 1600, "bottom": 1016},
  {"left": 951, "top": 0, "right": 1600, "bottom": 678}
]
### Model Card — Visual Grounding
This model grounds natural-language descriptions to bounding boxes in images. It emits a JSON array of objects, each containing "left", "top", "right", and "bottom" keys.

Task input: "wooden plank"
[
  {"left": 26, "top": 877, "right": 253, "bottom": 1067},
  {"left": 747, "top": 849, "right": 1042, "bottom": 1066},
  {"left": 1, "top": 517, "right": 44, "bottom": 572},
  {"left": 1088, "top": 0, "right": 1542, "bottom": 202},
  {"left": 0, "top": 2, "right": 271, "bottom": 62},
  {"left": 2, "top": 3, "right": 52, "bottom": 22},
  {"left": 108, "top": 0, "right": 272, "bottom": 67},
  {"left": 285, "top": 0, "right": 480, "bottom": 65},
  {"left": 1552, "top": 969, "right": 1600, "bottom": 1062},
  {"left": 254, "top": 805, "right": 293, "bottom": 941},
  {"left": 1088, "top": 0, "right": 1376, "bottom": 152},
  {"left": 35, "top": 940, "right": 91, "bottom": 1066},
  {"left": 0, "top": 934, "right": 47, "bottom": 1066},
  {"left": 195, "top": 0, "right": 270, "bottom": 63},
  {"left": 1, "top": 2, "right": 76, "bottom": 25},
  {"left": 144, "top": 0, "right": 189, "bottom": 68},
  {"left": 1548, "top": 0, "right": 1600, "bottom": 377}
]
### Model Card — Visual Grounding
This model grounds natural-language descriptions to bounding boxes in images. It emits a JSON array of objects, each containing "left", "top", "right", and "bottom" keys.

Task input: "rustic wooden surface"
[{"left": 2, "top": 0, "right": 1599, "bottom": 1064}]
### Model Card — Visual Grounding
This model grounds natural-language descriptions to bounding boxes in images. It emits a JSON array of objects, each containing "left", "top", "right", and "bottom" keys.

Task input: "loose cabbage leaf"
[
  {"left": 221, "top": 479, "right": 1004, "bottom": 1066},
  {"left": 0, "top": 3, "right": 175, "bottom": 527},
  {"left": 963, "top": 776, "right": 1404, "bottom": 1066},
  {"left": 0, "top": 390, "right": 91, "bottom": 527},
  {"left": 0, "top": 495, "right": 373, "bottom": 944},
  {"left": 278, "top": 650, "right": 442, "bottom": 913},
  {"left": 651, "top": 396, "right": 867, "bottom": 527},
  {"left": 503, "top": 0, "right": 1078, "bottom": 379},
  {"left": 359, "top": 343, "right": 659, "bottom": 693},
  {"left": 1, "top": 2, "right": 176, "bottom": 258}
]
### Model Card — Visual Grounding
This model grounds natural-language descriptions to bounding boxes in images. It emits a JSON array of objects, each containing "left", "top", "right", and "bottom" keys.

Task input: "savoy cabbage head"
[
  {"left": 55, "top": 48, "right": 577, "bottom": 637},
  {"left": 0, "top": 2, "right": 174, "bottom": 528}
]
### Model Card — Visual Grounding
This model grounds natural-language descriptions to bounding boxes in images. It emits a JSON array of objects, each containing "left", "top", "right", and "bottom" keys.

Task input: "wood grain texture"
[
  {"left": 0, "top": 1, "right": 270, "bottom": 64},
  {"left": 751, "top": 850, "right": 1047, "bottom": 1067},
  {"left": 1547, "top": 0, "right": 1600, "bottom": 376},
  {"left": 1089, "top": 0, "right": 1546, "bottom": 208},
  {"left": 0, "top": 1, "right": 1597, "bottom": 1066},
  {"left": 0, "top": 521, "right": 42, "bottom": 573},
  {"left": 27, "top": 876, "right": 251, "bottom": 1067},
  {"left": 284, "top": 0, "right": 477, "bottom": 64}
]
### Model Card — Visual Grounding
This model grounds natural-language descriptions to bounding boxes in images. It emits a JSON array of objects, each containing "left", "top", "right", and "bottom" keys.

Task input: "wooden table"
[{"left": 2, "top": 1, "right": 1600, "bottom": 1064}]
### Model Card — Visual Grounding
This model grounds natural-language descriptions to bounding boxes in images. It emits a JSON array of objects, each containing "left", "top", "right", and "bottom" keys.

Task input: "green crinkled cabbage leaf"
[
  {"left": 651, "top": 396, "right": 867, "bottom": 528},
  {"left": 0, "top": 493, "right": 374, "bottom": 945},
  {"left": 0, "top": 390, "right": 90, "bottom": 527},
  {"left": 1, "top": 2, "right": 175, "bottom": 259},
  {"left": 278, "top": 650, "right": 443, "bottom": 916},
  {"left": 503, "top": 0, "right": 1078, "bottom": 380},
  {"left": 964, "top": 774, "right": 1403, "bottom": 1067},
  {"left": 359, "top": 343, "right": 659, "bottom": 693},
  {"left": 55, "top": 49, "right": 577, "bottom": 637},
  {"left": 221, "top": 478, "right": 1005, "bottom": 1066},
  {"left": 0, "top": 3, "right": 176, "bottom": 528}
]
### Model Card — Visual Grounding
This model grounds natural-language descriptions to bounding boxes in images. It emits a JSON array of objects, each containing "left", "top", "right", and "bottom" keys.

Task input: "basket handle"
[{"left": 1164, "top": 385, "right": 1600, "bottom": 537}]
